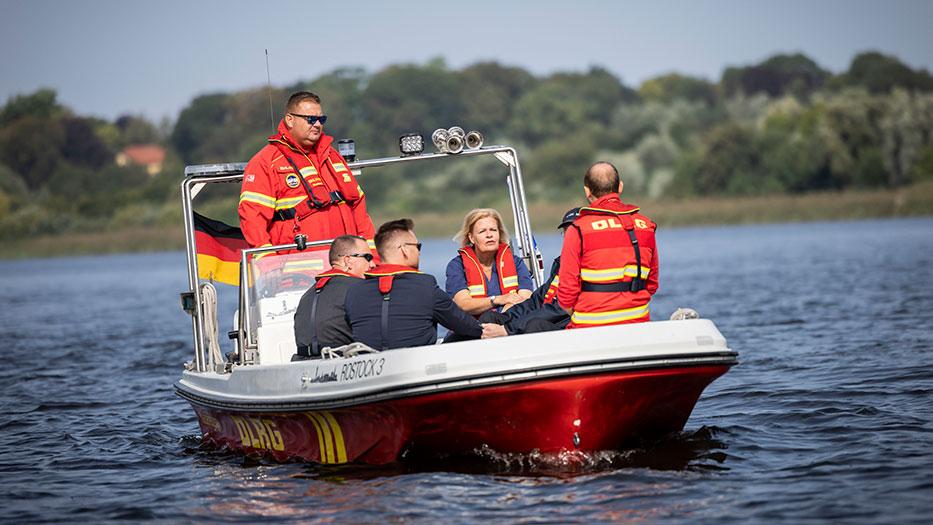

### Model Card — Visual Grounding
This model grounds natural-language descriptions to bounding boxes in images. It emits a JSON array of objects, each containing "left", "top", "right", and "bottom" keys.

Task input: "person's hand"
[
  {"left": 481, "top": 323, "right": 508, "bottom": 339},
  {"left": 501, "top": 292, "right": 524, "bottom": 305}
]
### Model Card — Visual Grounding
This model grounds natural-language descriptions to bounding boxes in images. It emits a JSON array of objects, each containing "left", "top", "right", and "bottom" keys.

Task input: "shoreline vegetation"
[
  {"left": 3, "top": 181, "right": 930, "bottom": 260},
  {"left": 3, "top": 51, "right": 932, "bottom": 261}
]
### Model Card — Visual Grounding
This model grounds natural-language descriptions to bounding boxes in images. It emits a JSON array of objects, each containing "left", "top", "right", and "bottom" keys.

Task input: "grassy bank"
[{"left": 3, "top": 182, "right": 932, "bottom": 260}]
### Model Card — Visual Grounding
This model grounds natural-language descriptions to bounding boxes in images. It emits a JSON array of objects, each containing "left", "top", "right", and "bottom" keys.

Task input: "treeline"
[{"left": 1, "top": 51, "right": 932, "bottom": 240}]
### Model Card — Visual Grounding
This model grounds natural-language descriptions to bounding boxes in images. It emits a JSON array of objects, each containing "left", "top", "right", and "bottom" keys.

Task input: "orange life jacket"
[
  {"left": 238, "top": 120, "right": 376, "bottom": 253},
  {"left": 567, "top": 204, "right": 656, "bottom": 328},
  {"left": 458, "top": 244, "right": 519, "bottom": 298}
]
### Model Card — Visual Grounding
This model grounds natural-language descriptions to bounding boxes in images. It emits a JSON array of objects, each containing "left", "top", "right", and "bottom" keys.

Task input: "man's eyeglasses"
[
  {"left": 399, "top": 242, "right": 422, "bottom": 252},
  {"left": 342, "top": 253, "right": 374, "bottom": 262},
  {"left": 289, "top": 113, "right": 328, "bottom": 126}
]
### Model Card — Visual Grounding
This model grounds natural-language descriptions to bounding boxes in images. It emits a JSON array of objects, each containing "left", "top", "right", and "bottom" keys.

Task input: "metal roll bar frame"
[{"left": 181, "top": 146, "right": 542, "bottom": 373}]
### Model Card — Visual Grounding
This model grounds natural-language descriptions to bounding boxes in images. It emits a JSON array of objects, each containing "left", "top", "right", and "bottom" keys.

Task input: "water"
[{"left": 1, "top": 217, "right": 931, "bottom": 523}]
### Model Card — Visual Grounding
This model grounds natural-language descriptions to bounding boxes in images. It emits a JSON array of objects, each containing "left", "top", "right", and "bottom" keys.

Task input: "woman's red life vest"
[
  {"left": 568, "top": 206, "right": 655, "bottom": 328},
  {"left": 458, "top": 244, "right": 519, "bottom": 298}
]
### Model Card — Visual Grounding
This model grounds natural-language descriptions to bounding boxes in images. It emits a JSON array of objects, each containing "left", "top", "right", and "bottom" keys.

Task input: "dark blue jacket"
[
  {"left": 345, "top": 271, "right": 482, "bottom": 350},
  {"left": 502, "top": 257, "right": 569, "bottom": 334}
]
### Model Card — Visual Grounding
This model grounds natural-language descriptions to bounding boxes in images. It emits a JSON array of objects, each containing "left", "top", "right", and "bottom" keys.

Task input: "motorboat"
[{"left": 174, "top": 140, "right": 737, "bottom": 465}]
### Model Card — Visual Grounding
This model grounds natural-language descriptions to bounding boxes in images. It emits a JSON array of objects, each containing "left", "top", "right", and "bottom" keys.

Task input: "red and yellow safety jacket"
[
  {"left": 238, "top": 120, "right": 376, "bottom": 256},
  {"left": 557, "top": 194, "right": 658, "bottom": 328},
  {"left": 542, "top": 274, "right": 559, "bottom": 304},
  {"left": 458, "top": 243, "right": 519, "bottom": 298}
]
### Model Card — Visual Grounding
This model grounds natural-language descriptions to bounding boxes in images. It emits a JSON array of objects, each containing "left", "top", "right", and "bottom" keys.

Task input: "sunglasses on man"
[
  {"left": 289, "top": 113, "right": 328, "bottom": 125},
  {"left": 343, "top": 252, "right": 374, "bottom": 262},
  {"left": 400, "top": 242, "right": 422, "bottom": 252}
]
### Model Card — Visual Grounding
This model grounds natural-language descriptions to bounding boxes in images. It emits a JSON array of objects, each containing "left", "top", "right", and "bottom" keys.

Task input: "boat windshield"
[{"left": 246, "top": 249, "right": 331, "bottom": 337}]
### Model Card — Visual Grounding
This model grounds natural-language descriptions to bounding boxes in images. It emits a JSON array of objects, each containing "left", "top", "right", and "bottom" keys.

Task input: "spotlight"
[
  {"left": 432, "top": 128, "right": 449, "bottom": 152},
  {"left": 446, "top": 126, "right": 465, "bottom": 154},
  {"left": 399, "top": 133, "right": 424, "bottom": 156},
  {"left": 465, "top": 130, "right": 484, "bottom": 150},
  {"left": 337, "top": 139, "right": 356, "bottom": 162},
  {"left": 432, "top": 127, "right": 466, "bottom": 154}
]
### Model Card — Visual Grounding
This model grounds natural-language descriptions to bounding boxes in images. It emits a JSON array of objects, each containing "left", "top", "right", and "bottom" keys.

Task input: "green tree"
[
  {"left": 836, "top": 51, "right": 933, "bottom": 94},
  {"left": 171, "top": 93, "right": 231, "bottom": 162},
  {"left": 880, "top": 89, "right": 933, "bottom": 186},
  {"left": 682, "top": 123, "right": 764, "bottom": 195},
  {"left": 639, "top": 73, "right": 718, "bottom": 106},
  {"left": 115, "top": 115, "right": 161, "bottom": 145},
  {"left": 459, "top": 62, "right": 537, "bottom": 134},
  {"left": 0, "top": 115, "right": 64, "bottom": 189},
  {"left": 722, "top": 53, "right": 829, "bottom": 99},
  {"left": 509, "top": 67, "right": 635, "bottom": 146},
  {"left": 61, "top": 116, "right": 113, "bottom": 168},
  {"left": 0, "top": 89, "right": 63, "bottom": 126},
  {"left": 361, "top": 61, "right": 466, "bottom": 154}
]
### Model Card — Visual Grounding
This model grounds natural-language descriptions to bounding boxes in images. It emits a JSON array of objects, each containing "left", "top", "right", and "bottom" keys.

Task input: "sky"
[{"left": 2, "top": 0, "right": 931, "bottom": 123}]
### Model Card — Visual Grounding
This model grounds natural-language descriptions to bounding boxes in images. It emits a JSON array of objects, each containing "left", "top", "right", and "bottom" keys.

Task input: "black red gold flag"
[{"left": 193, "top": 212, "right": 249, "bottom": 285}]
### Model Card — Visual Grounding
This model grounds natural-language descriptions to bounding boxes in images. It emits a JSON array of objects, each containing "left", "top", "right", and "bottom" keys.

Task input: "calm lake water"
[{"left": 1, "top": 217, "right": 931, "bottom": 523}]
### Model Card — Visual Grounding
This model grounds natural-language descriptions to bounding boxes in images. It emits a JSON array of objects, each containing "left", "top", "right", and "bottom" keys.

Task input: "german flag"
[{"left": 193, "top": 212, "right": 249, "bottom": 286}]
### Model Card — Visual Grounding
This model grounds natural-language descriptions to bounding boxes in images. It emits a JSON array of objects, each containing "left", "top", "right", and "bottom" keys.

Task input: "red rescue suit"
[
  {"left": 458, "top": 244, "right": 519, "bottom": 298},
  {"left": 238, "top": 120, "right": 377, "bottom": 255},
  {"left": 557, "top": 194, "right": 658, "bottom": 328}
]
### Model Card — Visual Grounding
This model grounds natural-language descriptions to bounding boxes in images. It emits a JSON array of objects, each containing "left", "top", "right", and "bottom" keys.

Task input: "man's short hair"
[
  {"left": 328, "top": 235, "right": 366, "bottom": 265},
  {"left": 285, "top": 91, "right": 322, "bottom": 114},
  {"left": 584, "top": 161, "right": 621, "bottom": 198},
  {"left": 375, "top": 218, "right": 414, "bottom": 259}
]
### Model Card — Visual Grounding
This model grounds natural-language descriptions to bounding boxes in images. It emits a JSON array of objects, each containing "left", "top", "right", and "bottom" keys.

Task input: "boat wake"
[{"left": 400, "top": 425, "right": 731, "bottom": 476}]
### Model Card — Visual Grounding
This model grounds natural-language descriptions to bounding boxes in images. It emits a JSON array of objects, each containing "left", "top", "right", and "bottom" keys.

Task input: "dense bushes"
[{"left": 1, "top": 51, "right": 932, "bottom": 240}]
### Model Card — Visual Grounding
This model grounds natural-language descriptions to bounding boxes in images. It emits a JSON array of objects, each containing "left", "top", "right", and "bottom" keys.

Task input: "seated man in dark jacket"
[
  {"left": 293, "top": 235, "right": 375, "bottom": 360},
  {"left": 345, "top": 218, "right": 505, "bottom": 350},
  {"left": 479, "top": 208, "right": 578, "bottom": 334}
]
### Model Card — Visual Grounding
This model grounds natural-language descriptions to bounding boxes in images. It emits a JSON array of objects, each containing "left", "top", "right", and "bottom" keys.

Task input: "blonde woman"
[{"left": 445, "top": 209, "right": 534, "bottom": 318}]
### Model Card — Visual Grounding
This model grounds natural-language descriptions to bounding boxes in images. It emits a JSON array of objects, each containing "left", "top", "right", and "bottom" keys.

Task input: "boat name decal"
[{"left": 340, "top": 357, "right": 386, "bottom": 381}]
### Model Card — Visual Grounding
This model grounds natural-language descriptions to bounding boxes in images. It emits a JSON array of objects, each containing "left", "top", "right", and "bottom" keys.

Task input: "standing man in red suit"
[{"left": 238, "top": 91, "right": 377, "bottom": 257}]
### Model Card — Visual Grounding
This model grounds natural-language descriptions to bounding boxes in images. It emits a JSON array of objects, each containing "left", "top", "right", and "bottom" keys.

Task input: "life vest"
[
  {"left": 543, "top": 275, "right": 560, "bottom": 304},
  {"left": 314, "top": 267, "right": 357, "bottom": 289},
  {"left": 458, "top": 244, "right": 519, "bottom": 298},
  {"left": 238, "top": 120, "right": 376, "bottom": 252},
  {"left": 568, "top": 203, "right": 656, "bottom": 328},
  {"left": 364, "top": 264, "right": 423, "bottom": 350},
  {"left": 269, "top": 138, "right": 362, "bottom": 222},
  {"left": 300, "top": 268, "right": 359, "bottom": 358}
]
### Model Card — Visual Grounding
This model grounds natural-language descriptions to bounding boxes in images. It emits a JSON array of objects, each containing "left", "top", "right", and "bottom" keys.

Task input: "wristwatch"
[{"left": 489, "top": 295, "right": 497, "bottom": 307}]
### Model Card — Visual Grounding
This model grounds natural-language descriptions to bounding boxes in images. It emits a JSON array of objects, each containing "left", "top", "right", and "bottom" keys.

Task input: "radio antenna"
[{"left": 265, "top": 49, "right": 275, "bottom": 133}]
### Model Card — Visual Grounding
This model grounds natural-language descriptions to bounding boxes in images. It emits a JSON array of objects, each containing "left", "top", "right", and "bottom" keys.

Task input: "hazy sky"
[{"left": 2, "top": 0, "right": 931, "bottom": 122}]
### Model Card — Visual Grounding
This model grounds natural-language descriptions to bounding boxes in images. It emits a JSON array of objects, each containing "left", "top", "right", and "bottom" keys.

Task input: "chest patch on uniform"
[{"left": 285, "top": 173, "right": 300, "bottom": 188}]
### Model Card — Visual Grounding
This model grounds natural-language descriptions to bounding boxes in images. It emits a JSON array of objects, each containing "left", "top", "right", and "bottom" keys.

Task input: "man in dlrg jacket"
[
  {"left": 238, "top": 91, "right": 377, "bottom": 256},
  {"left": 558, "top": 162, "right": 659, "bottom": 328}
]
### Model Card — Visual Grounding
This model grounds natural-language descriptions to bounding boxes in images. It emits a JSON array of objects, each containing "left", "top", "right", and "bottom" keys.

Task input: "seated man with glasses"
[
  {"left": 345, "top": 219, "right": 506, "bottom": 350},
  {"left": 239, "top": 91, "right": 378, "bottom": 259},
  {"left": 293, "top": 235, "right": 375, "bottom": 360}
]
